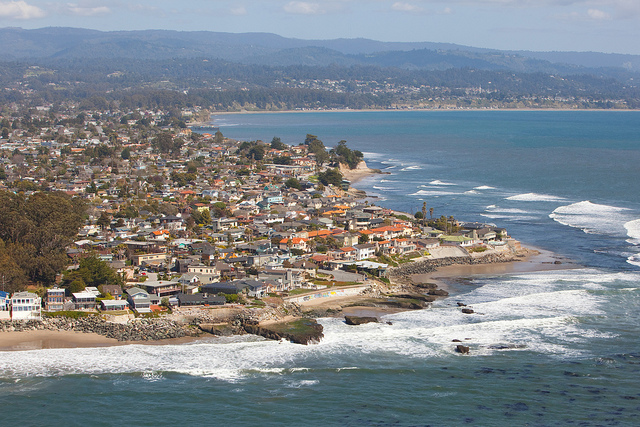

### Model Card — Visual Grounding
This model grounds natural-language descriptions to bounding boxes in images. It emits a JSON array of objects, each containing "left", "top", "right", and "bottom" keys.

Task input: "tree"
[
  {"left": 305, "top": 134, "right": 329, "bottom": 165},
  {"left": 270, "top": 136, "right": 287, "bottom": 150},
  {"left": 318, "top": 168, "right": 343, "bottom": 186},
  {"left": 63, "top": 255, "right": 123, "bottom": 291},
  {"left": 422, "top": 202, "right": 427, "bottom": 227},
  {"left": 284, "top": 177, "right": 302, "bottom": 190},
  {"left": 97, "top": 212, "right": 111, "bottom": 230},
  {"left": 121, "top": 147, "right": 131, "bottom": 160},
  {"left": 0, "top": 191, "right": 85, "bottom": 285},
  {"left": 214, "top": 130, "right": 224, "bottom": 145}
]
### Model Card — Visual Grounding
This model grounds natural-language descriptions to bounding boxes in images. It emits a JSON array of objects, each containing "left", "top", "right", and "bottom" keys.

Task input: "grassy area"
[{"left": 43, "top": 311, "right": 91, "bottom": 319}]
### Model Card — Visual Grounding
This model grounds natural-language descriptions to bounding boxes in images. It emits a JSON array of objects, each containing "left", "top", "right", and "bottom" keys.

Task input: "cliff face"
[{"left": 338, "top": 160, "right": 379, "bottom": 184}]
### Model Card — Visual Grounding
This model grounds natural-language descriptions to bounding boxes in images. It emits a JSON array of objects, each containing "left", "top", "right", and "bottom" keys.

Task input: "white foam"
[
  {"left": 400, "top": 165, "right": 422, "bottom": 171},
  {"left": 2, "top": 269, "right": 636, "bottom": 378},
  {"left": 506, "top": 192, "right": 566, "bottom": 202},
  {"left": 409, "top": 190, "right": 459, "bottom": 197},
  {"left": 474, "top": 185, "right": 496, "bottom": 190},
  {"left": 624, "top": 219, "right": 640, "bottom": 245},
  {"left": 485, "top": 206, "right": 531, "bottom": 214},
  {"left": 429, "top": 180, "right": 457, "bottom": 186},
  {"left": 627, "top": 253, "right": 640, "bottom": 268},
  {"left": 372, "top": 185, "right": 395, "bottom": 191},
  {"left": 550, "top": 201, "right": 634, "bottom": 237}
]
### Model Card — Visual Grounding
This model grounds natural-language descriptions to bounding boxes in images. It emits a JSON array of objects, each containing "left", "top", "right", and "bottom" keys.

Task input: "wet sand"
[
  {"left": 0, "top": 330, "right": 211, "bottom": 351},
  {"left": 411, "top": 248, "right": 578, "bottom": 294}
]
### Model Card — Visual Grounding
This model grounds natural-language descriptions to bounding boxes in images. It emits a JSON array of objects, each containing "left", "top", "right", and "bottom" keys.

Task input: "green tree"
[
  {"left": 63, "top": 254, "right": 122, "bottom": 290},
  {"left": 284, "top": 177, "right": 302, "bottom": 190},
  {"left": 0, "top": 191, "right": 85, "bottom": 285},
  {"left": 318, "top": 168, "right": 343, "bottom": 186},
  {"left": 270, "top": 136, "right": 287, "bottom": 150}
]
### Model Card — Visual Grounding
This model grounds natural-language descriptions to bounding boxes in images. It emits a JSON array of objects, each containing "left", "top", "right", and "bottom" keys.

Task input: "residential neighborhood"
[{"left": 0, "top": 102, "right": 514, "bottom": 320}]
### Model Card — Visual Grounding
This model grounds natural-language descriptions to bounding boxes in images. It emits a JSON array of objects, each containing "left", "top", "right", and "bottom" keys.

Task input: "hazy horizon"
[{"left": 0, "top": 1, "right": 639, "bottom": 55}]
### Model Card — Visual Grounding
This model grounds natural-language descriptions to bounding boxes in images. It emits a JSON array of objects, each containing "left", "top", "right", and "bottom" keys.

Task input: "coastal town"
[{"left": 0, "top": 102, "right": 532, "bottom": 345}]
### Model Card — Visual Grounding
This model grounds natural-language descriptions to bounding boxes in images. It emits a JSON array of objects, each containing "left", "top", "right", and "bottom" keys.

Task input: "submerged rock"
[{"left": 461, "top": 308, "right": 475, "bottom": 314}]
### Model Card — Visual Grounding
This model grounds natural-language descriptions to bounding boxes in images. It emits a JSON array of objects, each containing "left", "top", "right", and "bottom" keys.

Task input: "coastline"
[{"left": 0, "top": 248, "right": 578, "bottom": 351}]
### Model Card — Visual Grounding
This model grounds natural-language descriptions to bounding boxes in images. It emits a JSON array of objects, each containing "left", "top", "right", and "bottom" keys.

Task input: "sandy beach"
[{"left": 0, "top": 329, "right": 213, "bottom": 352}]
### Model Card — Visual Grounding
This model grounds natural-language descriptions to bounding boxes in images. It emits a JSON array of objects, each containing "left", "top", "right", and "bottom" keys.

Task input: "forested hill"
[
  {"left": 2, "top": 27, "right": 640, "bottom": 74},
  {"left": 1, "top": 27, "right": 639, "bottom": 111}
]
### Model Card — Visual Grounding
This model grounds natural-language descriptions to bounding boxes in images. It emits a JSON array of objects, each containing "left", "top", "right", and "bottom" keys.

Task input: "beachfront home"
[
  {"left": 125, "top": 287, "right": 152, "bottom": 313},
  {"left": 176, "top": 293, "right": 225, "bottom": 307},
  {"left": 11, "top": 291, "right": 42, "bottom": 320},
  {"left": 45, "top": 287, "right": 66, "bottom": 311},
  {"left": 99, "top": 299, "right": 129, "bottom": 311},
  {"left": 0, "top": 291, "right": 10, "bottom": 319},
  {"left": 72, "top": 291, "right": 97, "bottom": 310}
]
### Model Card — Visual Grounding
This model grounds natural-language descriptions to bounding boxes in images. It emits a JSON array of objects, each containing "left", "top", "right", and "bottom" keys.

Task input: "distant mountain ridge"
[{"left": 1, "top": 27, "right": 639, "bottom": 74}]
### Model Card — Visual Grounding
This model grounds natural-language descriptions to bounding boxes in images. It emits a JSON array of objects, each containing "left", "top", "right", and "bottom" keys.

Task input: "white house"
[{"left": 11, "top": 291, "right": 42, "bottom": 320}]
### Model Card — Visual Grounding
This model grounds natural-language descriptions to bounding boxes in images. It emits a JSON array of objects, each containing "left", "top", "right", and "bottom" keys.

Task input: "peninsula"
[{"left": 0, "top": 105, "right": 574, "bottom": 349}]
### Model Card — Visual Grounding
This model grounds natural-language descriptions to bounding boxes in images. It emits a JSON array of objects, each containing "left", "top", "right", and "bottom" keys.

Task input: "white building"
[{"left": 11, "top": 291, "right": 42, "bottom": 320}]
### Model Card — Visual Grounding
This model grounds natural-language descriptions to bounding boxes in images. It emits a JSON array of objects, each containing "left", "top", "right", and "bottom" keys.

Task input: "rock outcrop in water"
[
  {"left": 242, "top": 318, "right": 324, "bottom": 345},
  {"left": 344, "top": 316, "right": 379, "bottom": 325}
]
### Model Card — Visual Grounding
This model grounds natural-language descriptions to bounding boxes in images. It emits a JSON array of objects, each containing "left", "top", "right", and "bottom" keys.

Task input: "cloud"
[
  {"left": 67, "top": 4, "right": 110, "bottom": 16},
  {"left": 587, "top": 8, "right": 611, "bottom": 20},
  {"left": 230, "top": 5, "right": 247, "bottom": 15},
  {"left": 284, "top": 1, "right": 323, "bottom": 15},
  {"left": 392, "top": 2, "right": 423, "bottom": 12},
  {"left": 0, "top": 1, "right": 44, "bottom": 19}
]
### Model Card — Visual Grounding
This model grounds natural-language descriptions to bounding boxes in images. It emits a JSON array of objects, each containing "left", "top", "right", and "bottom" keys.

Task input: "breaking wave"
[
  {"left": 550, "top": 201, "right": 634, "bottom": 237},
  {"left": 506, "top": 193, "right": 566, "bottom": 202}
]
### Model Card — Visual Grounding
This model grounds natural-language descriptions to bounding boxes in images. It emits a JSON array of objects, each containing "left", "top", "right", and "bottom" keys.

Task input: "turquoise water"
[{"left": 2, "top": 111, "right": 640, "bottom": 425}]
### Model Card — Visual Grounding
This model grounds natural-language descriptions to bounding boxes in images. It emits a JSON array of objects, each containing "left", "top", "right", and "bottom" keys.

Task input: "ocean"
[{"left": 2, "top": 111, "right": 640, "bottom": 426}]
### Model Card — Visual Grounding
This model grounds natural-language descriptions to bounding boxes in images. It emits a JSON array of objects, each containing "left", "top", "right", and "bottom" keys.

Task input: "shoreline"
[{"left": 0, "top": 249, "right": 578, "bottom": 351}]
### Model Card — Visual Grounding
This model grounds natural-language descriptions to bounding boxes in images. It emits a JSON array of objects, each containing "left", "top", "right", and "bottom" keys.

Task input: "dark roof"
[{"left": 177, "top": 293, "right": 225, "bottom": 305}]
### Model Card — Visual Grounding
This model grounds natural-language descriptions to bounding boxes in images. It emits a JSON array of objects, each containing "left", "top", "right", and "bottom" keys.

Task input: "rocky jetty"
[{"left": 1, "top": 317, "right": 200, "bottom": 341}]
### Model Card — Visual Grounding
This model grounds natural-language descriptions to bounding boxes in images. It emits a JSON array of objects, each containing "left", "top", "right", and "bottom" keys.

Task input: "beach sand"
[
  {"left": 0, "top": 329, "right": 211, "bottom": 352},
  {"left": 410, "top": 248, "right": 577, "bottom": 294},
  {"left": 0, "top": 330, "right": 123, "bottom": 351}
]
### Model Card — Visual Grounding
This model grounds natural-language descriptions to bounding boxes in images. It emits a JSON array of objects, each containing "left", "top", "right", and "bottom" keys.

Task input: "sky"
[{"left": 1, "top": 0, "right": 640, "bottom": 55}]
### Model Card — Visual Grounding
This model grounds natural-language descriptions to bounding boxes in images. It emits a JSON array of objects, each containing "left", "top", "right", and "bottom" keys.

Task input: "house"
[
  {"left": 141, "top": 280, "right": 182, "bottom": 297},
  {"left": 100, "top": 299, "right": 129, "bottom": 311},
  {"left": 72, "top": 291, "right": 97, "bottom": 310},
  {"left": 176, "top": 293, "right": 226, "bottom": 307},
  {"left": 0, "top": 291, "right": 10, "bottom": 319},
  {"left": 10, "top": 291, "right": 42, "bottom": 320},
  {"left": 130, "top": 253, "right": 169, "bottom": 267},
  {"left": 125, "top": 287, "right": 152, "bottom": 313},
  {"left": 354, "top": 243, "right": 377, "bottom": 260},
  {"left": 45, "top": 287, "right": 66, "bottom": 311},
  {"left": 101, "top": 284, "right": 123, "bottom": 299},
  {"left": 279, "top": 237, "right": 308, "bottom": 252},
  {"left": 187, "top": 264, "right": 218, "bottom": 276}
]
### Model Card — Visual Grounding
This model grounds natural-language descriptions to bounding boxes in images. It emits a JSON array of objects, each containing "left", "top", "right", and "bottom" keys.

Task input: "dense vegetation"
[
  {"left": 0, "top": 191, "right": 85, "bottom": 291},
  {"left": 1, "top": 55, "right": 639, "bottom": 111}
]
